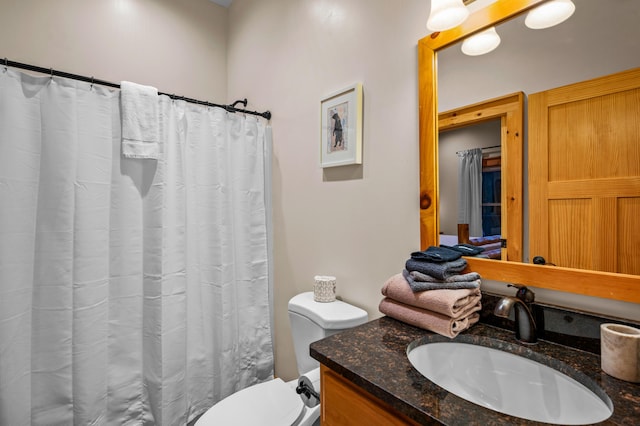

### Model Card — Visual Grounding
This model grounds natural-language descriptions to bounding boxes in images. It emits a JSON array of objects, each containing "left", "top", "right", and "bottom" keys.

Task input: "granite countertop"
[{"left": 310, "top": 317, "right": 640, "bottom": 425}]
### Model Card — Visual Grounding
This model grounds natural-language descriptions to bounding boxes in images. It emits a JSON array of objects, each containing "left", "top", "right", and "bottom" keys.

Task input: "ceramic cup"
[
  {"left": 600, "top": 323, "right": 640, "bottom": 383},
  {"left": 313, "top": 275, "right": 336, "bottom": 303}
]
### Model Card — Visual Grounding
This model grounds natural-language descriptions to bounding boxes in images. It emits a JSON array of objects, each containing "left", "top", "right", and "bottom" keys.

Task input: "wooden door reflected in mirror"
[{"left": 529, "top": 68, "right": 640, "bottom": 275}]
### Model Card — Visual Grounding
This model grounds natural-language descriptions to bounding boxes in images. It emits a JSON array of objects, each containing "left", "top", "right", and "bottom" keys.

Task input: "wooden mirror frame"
[{"left": 418, "top": 0, "right": 640, "bottom": 303}]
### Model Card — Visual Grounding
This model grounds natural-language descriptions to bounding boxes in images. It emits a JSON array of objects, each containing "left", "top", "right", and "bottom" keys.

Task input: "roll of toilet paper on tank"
[
  {"left": 314, "top": 275, "right": 336, "bottom": 302},
  {"left": 297, "top": 367, "right": 321, "bottom": 408}
]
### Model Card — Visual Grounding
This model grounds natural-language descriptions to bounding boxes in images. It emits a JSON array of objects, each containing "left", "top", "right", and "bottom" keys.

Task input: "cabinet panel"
[{"left": 320, "top": 365, "right": 423, "bottom": 426}]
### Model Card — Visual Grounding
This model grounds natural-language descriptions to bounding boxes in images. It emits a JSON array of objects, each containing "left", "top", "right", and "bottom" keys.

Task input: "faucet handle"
[{"left": 507, "top": 284, "right": 535, "bottom": 303}]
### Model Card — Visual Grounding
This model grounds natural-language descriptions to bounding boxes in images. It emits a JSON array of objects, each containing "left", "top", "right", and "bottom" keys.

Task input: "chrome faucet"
[{"left": 494, "top": 285, "right": 537, "bottom": 344}]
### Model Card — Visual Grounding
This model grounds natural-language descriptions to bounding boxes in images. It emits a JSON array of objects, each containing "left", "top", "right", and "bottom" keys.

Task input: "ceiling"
[{"left": 209, "top": 0, "right": 233, "bottom": 7}]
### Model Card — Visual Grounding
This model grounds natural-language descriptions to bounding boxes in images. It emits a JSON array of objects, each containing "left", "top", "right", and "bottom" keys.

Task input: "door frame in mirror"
[
  {"left": 439, "top": 92, "right": 524, "bottom": 262},
  {"left": 418, "top": 0, "right": 640, "bottom": 303}
]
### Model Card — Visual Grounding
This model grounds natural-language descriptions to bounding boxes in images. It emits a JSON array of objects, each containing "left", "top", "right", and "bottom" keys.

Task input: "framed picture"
[{"left": 320, "top": 83, "right": 363, "bottom": 168}]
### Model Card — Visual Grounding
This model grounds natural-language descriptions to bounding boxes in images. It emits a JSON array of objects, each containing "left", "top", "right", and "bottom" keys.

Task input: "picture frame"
[{"left": 320, "top": 83, "right": 363, "bottom": 168}]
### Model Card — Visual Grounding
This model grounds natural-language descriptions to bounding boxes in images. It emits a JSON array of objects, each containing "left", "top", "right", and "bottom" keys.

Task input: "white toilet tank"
[{"left": 288, "top": 292, "right": 368, "bottom": 376}]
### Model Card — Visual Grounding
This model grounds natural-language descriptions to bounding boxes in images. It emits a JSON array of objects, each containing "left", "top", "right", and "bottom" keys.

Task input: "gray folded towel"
[
  {"left": 408, "top": 269, "right": 481, "bottom": 283},
  {"left": 403, "top": 269, "right": 480, "bottom": 292},
  {"left": 405, "top": 257, "right": 468, "bottom": 281},
  {"left": 441, "top": 243, "right": 485, "bottom": 256},
  {"left": 411, "top": 246, "right": 462, "bottom": 262}
]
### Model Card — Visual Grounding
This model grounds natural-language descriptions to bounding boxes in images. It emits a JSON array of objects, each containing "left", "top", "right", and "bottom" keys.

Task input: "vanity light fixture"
[
  {"left": 461, "top": 26, "right": 501, "bottom": 56},
  {"left": 427, "top": 0, "right": 469, "bottom": 32},
  {"left": 525, "top": 0, "right": 576, "bottom": 29}
]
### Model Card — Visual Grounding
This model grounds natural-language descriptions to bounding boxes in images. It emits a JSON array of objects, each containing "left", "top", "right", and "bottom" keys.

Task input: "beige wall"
[
  {"left": 227, "top": 0, "right": 428, "bottom": 380},
  {"left": 0, "top": 0, "right": 228, "bottom": 101}
]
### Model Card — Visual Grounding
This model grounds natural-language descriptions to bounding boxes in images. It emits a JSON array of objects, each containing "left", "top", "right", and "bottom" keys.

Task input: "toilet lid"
[
  {"left": 196, "top": 378, "right": 304, "bottom": 426},
  {"left": 288, "top": 292, "right": 368, "bottom": 329}
]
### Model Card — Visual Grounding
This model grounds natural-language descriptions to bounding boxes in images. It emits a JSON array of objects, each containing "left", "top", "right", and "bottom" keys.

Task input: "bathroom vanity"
[{"left": 310, "top": 308, "right": 640, "bottom": 425}]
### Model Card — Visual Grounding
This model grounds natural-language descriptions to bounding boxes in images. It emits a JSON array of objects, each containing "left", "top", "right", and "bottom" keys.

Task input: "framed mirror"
[{"left": 418, "top": 0, "right": 640, "bottom": 303}]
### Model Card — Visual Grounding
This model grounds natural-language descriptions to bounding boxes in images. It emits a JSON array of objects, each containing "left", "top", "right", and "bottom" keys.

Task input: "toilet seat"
[{"left": 195, "top": 378, "right": 305, "bottom": 426}]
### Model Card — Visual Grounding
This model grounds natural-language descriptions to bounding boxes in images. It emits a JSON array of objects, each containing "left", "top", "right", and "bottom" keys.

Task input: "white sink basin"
[{"left": 407, "top": 339, "right": 613, "bottom": 424}]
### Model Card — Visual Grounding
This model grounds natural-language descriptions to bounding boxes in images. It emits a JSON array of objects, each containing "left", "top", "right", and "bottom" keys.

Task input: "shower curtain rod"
[
  {"left": 456, "top": 145, "right": 501, "bottom": 155},
  {"left": 2, "top": 57, "right": 272, "bottom": 120}
]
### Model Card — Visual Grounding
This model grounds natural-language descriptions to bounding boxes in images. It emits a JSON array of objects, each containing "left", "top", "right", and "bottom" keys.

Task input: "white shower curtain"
[
  {"left": 0, "top": 68, "right": 273, "bottom": 426},
  {"left": 457, "top": 148, "right": 483, "bottom": 237}
]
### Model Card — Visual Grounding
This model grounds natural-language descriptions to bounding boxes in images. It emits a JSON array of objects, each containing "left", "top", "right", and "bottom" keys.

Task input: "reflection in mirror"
[
  {"left": 439, "top": 120, "right": 500, "bottom": 237},
  {"left": 435, "top": 92, "right": 524, "bottom": 262},
  {"left": 435, "top": 0, "right": 640, "bottom": 270},
  {"left": 439, "top": 120, "right": 503, "bottom": 259},
  {"left": 438, "top": 0, "right": 640, "bottom": 112},
  {"left": 418, "top": 0, "right": 640, "bottom": 303}
]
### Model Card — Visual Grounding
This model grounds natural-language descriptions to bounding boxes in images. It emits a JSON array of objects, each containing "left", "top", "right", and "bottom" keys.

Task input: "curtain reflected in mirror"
[{"left": 457, "top": 148, "right": 483, "bottom": 237}]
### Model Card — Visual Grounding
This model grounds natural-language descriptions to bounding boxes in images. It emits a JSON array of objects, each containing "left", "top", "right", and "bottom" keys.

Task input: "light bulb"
[
  {"left": 525, "top": 0, "right": 576, "bottom": 29},
  {"left": 427, "top": 0, "right": 469, "bottom": 32},
  {"left": 461, "top": 27, "right": 501, "bottom": 56}
]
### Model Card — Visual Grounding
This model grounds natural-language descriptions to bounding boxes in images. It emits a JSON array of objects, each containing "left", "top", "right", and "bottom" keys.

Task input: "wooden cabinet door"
[
  {"left": 529, "top": 67, "right": 640, "bottom": 274},
  {"left": 320, "top": 365, "right": 422, "bottom": 426}
]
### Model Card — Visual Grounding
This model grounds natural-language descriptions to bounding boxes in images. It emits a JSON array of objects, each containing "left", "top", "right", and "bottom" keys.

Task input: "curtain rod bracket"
[{"left": 230, "top": 98, "right": 248, "bottom": 108}]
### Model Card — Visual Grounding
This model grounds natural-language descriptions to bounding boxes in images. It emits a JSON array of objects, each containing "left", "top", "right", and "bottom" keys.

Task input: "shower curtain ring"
[
  {"left": 90, "top": 76, "right": 94, "bottom": 89},
  {"left": 50, "top": 68, "right": 53, "bottom": 79},
  {"left": 3, "top": 57, "right": 7, "bottom": 71}
]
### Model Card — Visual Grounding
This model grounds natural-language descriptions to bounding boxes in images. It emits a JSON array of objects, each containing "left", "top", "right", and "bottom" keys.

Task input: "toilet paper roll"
[
  {"left": 600, "top": 323, "right": 640, "bottom": 383},
  {"left": 314, "top": 275, "right": 336, "bottom": 302},
  {"left": 297, "top": 368, "right": 321, "bottom": 408}
]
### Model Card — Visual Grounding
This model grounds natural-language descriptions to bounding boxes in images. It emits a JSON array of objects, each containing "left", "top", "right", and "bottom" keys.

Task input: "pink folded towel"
[
  {"left": 381, "top": 273, "right": 481, "bottom": 319},
  {"left": 378, "top": 298, "right": 480, "bottom": 338}
]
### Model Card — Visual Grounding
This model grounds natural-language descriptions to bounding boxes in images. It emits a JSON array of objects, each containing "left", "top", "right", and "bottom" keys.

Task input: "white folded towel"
[{"left": 120, "top": 81, "right": 159, "bottom": 159}]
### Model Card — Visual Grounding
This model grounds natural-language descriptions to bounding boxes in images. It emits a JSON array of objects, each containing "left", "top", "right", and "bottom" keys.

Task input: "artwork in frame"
[{"left": 320, "top": 83, "right": 363, "bottom": 168}]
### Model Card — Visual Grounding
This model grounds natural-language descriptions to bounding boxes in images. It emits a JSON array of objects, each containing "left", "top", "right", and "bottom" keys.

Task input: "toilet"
[{"left": 195, "top": 291, "right": 368, "bottom": 426}]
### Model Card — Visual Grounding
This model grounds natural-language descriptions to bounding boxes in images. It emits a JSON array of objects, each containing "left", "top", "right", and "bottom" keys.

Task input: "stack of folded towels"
[{"left": 378, "top": 245, "right": 482, "bottom": 338}]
